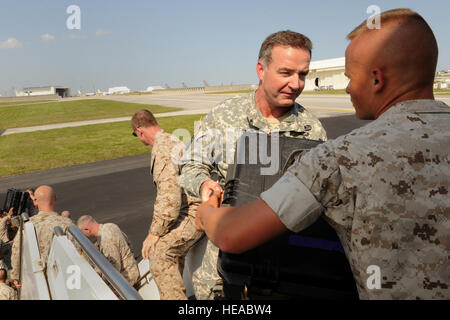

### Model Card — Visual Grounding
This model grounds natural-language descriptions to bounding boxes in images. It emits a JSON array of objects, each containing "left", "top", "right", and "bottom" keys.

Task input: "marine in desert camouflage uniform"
[
  {"left": 10, "top": 186, "right": 73, "bottom": 283},
  {"left": 77, "top": 216, "right": 140, "bottom": 286},
  {"left": 0, "top": 209, "right": 13, "bottom": 243},
  {"left": 97, "top": 223, "right": 140, "bottom": 286},
  {"left": 179, "top": 30, "right": 327, "bottom": 299},
  {"left": 196, "top": 9, "right": 449, "bottom": 299},
  {"left": 132, "top": 109, "right": 203, "bottom": 300},
  {"left": 0, "top": 269, "right": 17, "bottom": 300}
]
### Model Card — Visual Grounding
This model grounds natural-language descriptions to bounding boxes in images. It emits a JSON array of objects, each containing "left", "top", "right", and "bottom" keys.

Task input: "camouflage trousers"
[
  {"left": 192, "top": 239, "right": 224, "bottom": 300},
  {"left": 149, "top": 214, "right": 203, "bottom": 300}
]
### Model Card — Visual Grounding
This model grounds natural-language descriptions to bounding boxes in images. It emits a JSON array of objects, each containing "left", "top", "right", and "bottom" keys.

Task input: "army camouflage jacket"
[
  {"left": 261, "top": 99, "right": 450, "bottom": 299},
  {"left": 179, "top": 91, "right": 327, "bottom": 197}
]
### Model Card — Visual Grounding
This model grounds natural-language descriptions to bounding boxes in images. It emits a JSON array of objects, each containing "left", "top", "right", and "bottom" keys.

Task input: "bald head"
[
  {"left": 34, "top": 185, "right": 57, "bottom": 212},
  {"left": 345, "top": 9, "right": 438, "bottom": 118}
]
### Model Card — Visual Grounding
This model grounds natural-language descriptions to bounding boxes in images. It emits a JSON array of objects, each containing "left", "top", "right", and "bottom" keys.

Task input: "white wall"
[
  {"left": 305, "top": 69, "right": 349, "bottom": 91},
  {"left": 16, "top": 87, "right": 55, "bottom": 96}
]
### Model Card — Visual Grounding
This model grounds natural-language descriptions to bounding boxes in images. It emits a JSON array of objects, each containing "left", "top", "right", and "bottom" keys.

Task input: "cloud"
[
  {"left": 41, "top": 33, "right": 56, "bottom": 42},
  {"left": 0, "top": 38, "right": 24, "bottom": 50},
  {"left": 95, "top": 29, "right": 111, "bottom": 37}
]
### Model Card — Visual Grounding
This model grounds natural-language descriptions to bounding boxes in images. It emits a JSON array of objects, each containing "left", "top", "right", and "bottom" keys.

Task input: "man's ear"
[
  {"left": 256, "top": 61, "right": 265, "bottom": 82},
  {"left": 372, "top": 68, "right": 384, "bottom": 93}
]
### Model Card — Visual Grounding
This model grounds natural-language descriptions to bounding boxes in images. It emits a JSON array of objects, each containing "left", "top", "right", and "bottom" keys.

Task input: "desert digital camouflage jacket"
[
  {"left": 149, "top": 130, "right": 193, "bottom": 237},
  {"left": 97, "top": 223, "right": 139, "bottom": 285},
  {"left": 10, "top": 211, "right": 73, "bottom": 281},
  {"left": 0, "top": 283, "right": 17, "bottom": 300},
  {"left": 261, "top": 99, "right": 450, "bottom": 299}
]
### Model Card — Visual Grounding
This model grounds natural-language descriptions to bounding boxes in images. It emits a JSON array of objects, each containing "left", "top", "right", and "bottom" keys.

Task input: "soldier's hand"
[
  {"left": 196, "top": 191, "right": 223, "bottom": 231},
  {"left": 141, "top": 233, "right": 160, "bottom": 260},
  {"left": 207, "top": 190, "right": 223, "bottom": 208},
  {"left": 8, "top": 207, "right": 14, "bottom": 216},
  {"left": 12, "top": 280, "right": 22, "bottom": 289},
  {"left": 200, "top": 180, "right": 223, "bottom": 203}
]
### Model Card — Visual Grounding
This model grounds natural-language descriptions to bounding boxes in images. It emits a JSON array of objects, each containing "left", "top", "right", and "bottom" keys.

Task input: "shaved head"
[
  {"left": 34, "top": 185, "right": 57, "bottom": 212},
  {"left": 345, "top": 9, "right": 438, "bottom": 119}
]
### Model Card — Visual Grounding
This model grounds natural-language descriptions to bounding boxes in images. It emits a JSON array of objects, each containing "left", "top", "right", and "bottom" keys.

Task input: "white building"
[
  {"left": 15, "top": 86, "right": 70, "bottom": 98},
  {"left": 305, "top": 57, "right": 348, "bottom": 91},
  {"left": 107, "top": 86, "right": 131, "bottom": 94},
  {"left": 146, "top": 86, "right": 165, "bottom": 92}
]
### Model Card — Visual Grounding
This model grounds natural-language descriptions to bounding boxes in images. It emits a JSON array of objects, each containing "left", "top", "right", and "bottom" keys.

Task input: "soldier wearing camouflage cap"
[
  {"left": 179, "top": 30, "right": 327, "bottom": 299},
  {"left": 197, "top": 9, "right": 449, "bottom": 299},
  {"left": 132, "top": 109, "right": 203, "bottom": 299}
]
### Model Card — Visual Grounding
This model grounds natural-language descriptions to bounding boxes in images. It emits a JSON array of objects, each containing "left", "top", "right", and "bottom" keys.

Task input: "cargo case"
[{"left": 219, "top": 132, "right": 358, "bottom": 299}]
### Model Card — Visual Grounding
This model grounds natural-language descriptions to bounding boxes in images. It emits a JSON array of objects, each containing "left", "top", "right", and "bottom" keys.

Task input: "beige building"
[
  {"left": 434, "top": 70, "right": 450, "bottom": 89},
  {"left": 305, "top": 57, "right": 348, "bottom": 91}
]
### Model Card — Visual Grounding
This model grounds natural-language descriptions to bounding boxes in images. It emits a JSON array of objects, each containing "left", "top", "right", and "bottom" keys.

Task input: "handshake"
[{"left": 196, "top": 180, "right": 224, "bottom": 231}]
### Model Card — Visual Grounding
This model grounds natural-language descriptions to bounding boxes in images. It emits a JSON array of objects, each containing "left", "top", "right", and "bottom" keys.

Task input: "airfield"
[{"left": 1, "top": 92, "right": 449, "bottom": 253}]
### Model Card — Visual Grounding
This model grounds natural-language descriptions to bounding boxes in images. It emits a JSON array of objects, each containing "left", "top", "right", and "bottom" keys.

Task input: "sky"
[{"left": 0, "top": 0, "right": 449, "bottom": 96}]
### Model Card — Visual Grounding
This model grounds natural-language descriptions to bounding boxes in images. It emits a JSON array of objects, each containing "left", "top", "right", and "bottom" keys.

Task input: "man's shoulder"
[
  {"left": 102, "top": 223, "right": 121, "bottom": 235},
  {"left": 209, "top": 93, "right": 254, "bottom": 117},
  {"left": 31, "top": 212, "right": 72, "bottom": 224}
]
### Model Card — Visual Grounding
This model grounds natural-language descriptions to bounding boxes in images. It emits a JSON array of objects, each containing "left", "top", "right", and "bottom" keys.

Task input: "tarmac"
[{"left": 1, "top": 93, "right": 358, "bottom": 136}]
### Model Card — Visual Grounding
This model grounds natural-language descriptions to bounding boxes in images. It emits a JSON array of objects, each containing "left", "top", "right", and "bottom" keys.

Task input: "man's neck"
[
  {"left": 375, "top": 86, "right": 434, "bottom": 118},
  {"left": 38, "top": 206, "right": 55, "bottom": 213},
  {"left": 254, "top": 88, "right": 292, "bottom": 119},
  {"left": 148, "top": 126, "right": 162, "bottom": 146}
]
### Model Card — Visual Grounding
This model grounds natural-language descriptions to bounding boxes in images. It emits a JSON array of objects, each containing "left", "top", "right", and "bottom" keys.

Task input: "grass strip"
[
  {"left": 0, "top": 99, "right": 180, "bottom": 129},
  {"left": 0, "top": 100, "right": 55, "bottom": 106},
  {"left": 0, "top": 114, "right": 204, "bottom": 178}
]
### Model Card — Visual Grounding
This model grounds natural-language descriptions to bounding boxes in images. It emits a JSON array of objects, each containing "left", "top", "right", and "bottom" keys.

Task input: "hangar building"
[
  {"left": 305, "top": 57, "right": 348, "bottom": 91},
  {"left": 15, "top": 86, "right": 70, "bottom": 98}
]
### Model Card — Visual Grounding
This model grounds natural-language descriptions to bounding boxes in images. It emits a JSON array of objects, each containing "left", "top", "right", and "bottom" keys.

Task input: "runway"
[{"left": 0, "top": 113, "right": 371, "bottom": 253}]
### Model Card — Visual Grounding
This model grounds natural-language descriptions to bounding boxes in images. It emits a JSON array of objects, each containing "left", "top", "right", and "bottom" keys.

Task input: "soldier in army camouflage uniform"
[
  {"left": 179, "top": 30, "right": 327, "bottom": 299},
  {"left": 77, "top": 215, "right": 140, "bottom": 286},
  {"left": 132, "top": 109, "right": 203, "bottom": 300},
  {"left": 10, "top": 185, "right": 73, "bottom": 286},
  {"left": 196, "top": 9, "right": 449, "bottom": 299},
  {"left": 0, "top": 268, "right": 17, "bottom": 300}
]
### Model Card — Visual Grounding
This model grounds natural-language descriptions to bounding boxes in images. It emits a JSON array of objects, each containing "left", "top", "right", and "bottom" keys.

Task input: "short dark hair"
[
  {"left": 258, "top": 30, "right": 312, "bottom": 66},
  {"left": 131, "top": 109, "right": 158, "bottom": 131}
]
